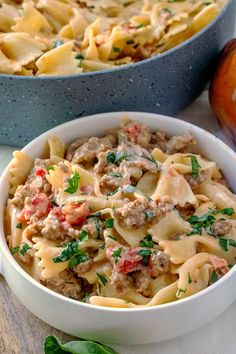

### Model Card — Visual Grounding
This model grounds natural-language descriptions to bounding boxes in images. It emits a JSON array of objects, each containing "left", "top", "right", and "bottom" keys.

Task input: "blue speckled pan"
[{"left": 0, "top": 0, "right": 235, "bottom": 147}]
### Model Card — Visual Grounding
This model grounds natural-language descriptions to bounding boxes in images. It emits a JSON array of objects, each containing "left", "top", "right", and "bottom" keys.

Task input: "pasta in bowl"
[
  {"left": 1, "top": 112, "right": 236, "bottom": 344},
  {"left": 0, "top": 0, "right": 227, "bottom": 76}
]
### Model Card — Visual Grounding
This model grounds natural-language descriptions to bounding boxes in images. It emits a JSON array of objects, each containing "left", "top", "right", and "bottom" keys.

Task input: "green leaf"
[
  {"left": 79, "top": 230, "right": 89, "bottom": 242},
  {"left": 64, "top": 172, "right": 80, "bottom": 194},
  {"left": 210, "top": 271, "right": 218, "bottom": 284},
  {"left": 113, "top": 47, "right": 121, "bottom": 53},
  {"left": 107, "top": 172, "right": 122, "bottom": 178},
  {"left": 19, "top": 243, "right": 31, "bottom": 256},
  {"left": 11, "top": 246, "right": 20, "bottom": 255},
  {"left": 219, "top": 238, "right": 228, "bottom": 252},
  {"left": 144, "top": 210, "right": 154, "bottom": 221},
  {"left": 140, "top": 234, "right": 154, "bottom": 248},
  {"left": 99, "top": 244, "right": 105, "bottom": 250},
  {"left": 176, "top": 288, "right": 186, "bottom": 296},
  {"left": 138, "top": 249, "right": 152, "bottom": 257},
  {"left": 44, "top": 335, "right": 118, "bottom": 354},
  {"left": 16, "top": 223, "right": 22, "bottom": 229},
  {"left": 104, "top": 218, "right": 114, "bottom": 228},
  {"left": 53, "top": 39, "right": 64, "bottom": 49},
  {"left": 46, "top": 165, "right": 55, "bottom": 171},
  {"left": 75, "top": 53, "right": 84, "bottom": 60},
  {"left": 97, "top": 273, "right": 108, "bottom": 286},
  {"left": 112, "top": 247, "right": 122, "bottom": 264},
  {"left": 53, "top": 241, "right": 89, "bottom": 266},
  {"left": 126, "top": 39, "right": 135, "bottom": 45},
  {"left": 188, "top": 272, "right": 192, "bottom": 284},
  {"left": 219, "top": 208, "right": 234, "bottom": 216},
  {"left": 188, "top": 155, "right": 201, "bottom": 178},
  {"left": 106, "top": 152, "right": 116, "bottom": 164},
  {"left": 108, "top": 235, "right": 116, "bottom": 241}
]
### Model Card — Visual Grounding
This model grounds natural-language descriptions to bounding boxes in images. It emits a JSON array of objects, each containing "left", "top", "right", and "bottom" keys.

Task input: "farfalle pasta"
[
  {"left": 5, "top": 117, "right": 236, "bottom": 307},
  {"left": 0, "top": 0, "right": 226, "bottom": 76}
]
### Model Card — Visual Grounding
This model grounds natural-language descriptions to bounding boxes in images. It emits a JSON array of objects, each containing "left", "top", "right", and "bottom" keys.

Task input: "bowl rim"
[
  {"left": 1, "top": 111, "right": 236, "bottom": 313},
  {"left": 0, "top": 0, "right": 233, "bottom": 81}
]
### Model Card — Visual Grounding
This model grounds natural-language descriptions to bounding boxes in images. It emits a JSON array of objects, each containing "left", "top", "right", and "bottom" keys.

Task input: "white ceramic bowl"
[{"left": 1, "top": 112, "right": 236, "bottom": 345}]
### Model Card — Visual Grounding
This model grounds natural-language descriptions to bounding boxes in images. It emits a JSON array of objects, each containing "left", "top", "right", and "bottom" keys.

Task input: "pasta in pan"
[
  {"left": 0, "top": 0, "right": 226, "bottom": 76},
  {"left": 5, "top": 117, "right": 236, "bottom": 307}
]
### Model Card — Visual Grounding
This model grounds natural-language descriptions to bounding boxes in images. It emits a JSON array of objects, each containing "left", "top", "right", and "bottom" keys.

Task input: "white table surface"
[{"left": 1, "top": 28, "right": 236, "bottom": 354}]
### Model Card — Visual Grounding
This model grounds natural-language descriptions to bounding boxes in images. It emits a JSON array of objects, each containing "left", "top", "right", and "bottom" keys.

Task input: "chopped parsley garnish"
[
  {"left": 144, "top": 210, "right": 155, "bottom": 221},
  {"left": 99, "top": 244, "right": 105, "bottom": 250},
  {"left": 176, "top": 288, "right": 186, "bottom": 296},
  {"left": 94, "top": 218, "right": 101, "bottom": 239},
  {"left": 82, "top": 292, "right": 90, "bottom": 303},
  {"left": 106, "top": 189, "right": 119, "bottom": 196},
  {"left": 188, "top": 155, "right": 201, "bottom": 178},
  {"left": 219, "top": 237, "right": 228, "bottom": 252},
  {"left": 64, "top": 172, "right": 80, "bottom": 194},
  {"left": 11, "top": 246, "right": 20, "bottom": 255},
  {"left": 104, "top": 218, "right": 114, "bottom": 228},
  {"left": 210, "top": 271, "right": 218, "bottom": 283},
  {"left": 46, "top": 165, "right": 55, "bottom": 171},
  {"left": 20, "top": 243, "right": 31, "bottom": 255},
  {"left": 106, "top": 151, "right": 127, "bottom": 165},
  {"left": 79, "top": 230, "right": 89, "bottom": 242},
  {"left": 140, "top": 234, "right": 154, "bottom": 248},
  {"left": 216, "top": 208, "right": 234, "bottom": 216},
  {"left": 112, "top": 247, "right": 122, "bottom": 263},
  {"left": 113, "top": 47, "right": 121, "bottom": 53},
  {"left": 136, "top": 24, "right": 144, "bottom": 29},
  {"left": 53, "top": 39, "right": 64, "bottom": 48},
  {"left": 53, "top": 241, "right": 89, "bottom": 267},
  {"left": 126, "top": 39, "right": 135, "bottom": 45},
  {"left": 75, "top": 53, "right": 84, "bottom": 60},
  {"left": 188, "top": 272, "right": 192, "bottom": 284},
  {"left": 16, "top": 223, "right": 22, "bottom": 229},
  {"left": 138, "top": 249, "right": 152, "bottom": 257},
  {"left": 108, "top": 235, "right": 116, "bottom": 241},
  {"left": 96, "top": 273, "right": 108, "bottom": 286},
  {"left": 88, "top": 211, "right": 102, "bottom": 218},
  {"left": 141, "top": 153, "right": 159, "bottom": 168},
  {"left": 107, "top": 172, "right": 122, "bottom": 178}
]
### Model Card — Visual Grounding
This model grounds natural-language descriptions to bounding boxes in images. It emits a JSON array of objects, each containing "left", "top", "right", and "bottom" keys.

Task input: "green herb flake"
[
  {"left": 88, "top": 211, "right": 102, "bottom": 218},
  {"left": 140, "top": 234, "right": 154, "bottom": 248},
  {"left": 188, "top": 272, "right": 192, "bottom": 284},
  {"left": 16, "top": 223, "right": 22, "bottom": 229},
  {"left": 46, "top": 165, "right": 55, "bottom": 171},
  {"left": 144, "top": 210, "right": 154, "bottom": 221},
  {"left": 136, "top": 23, "right": 144, "bottom": 29},
  {"left": 219, "top": 237, "right": 229, "bottom": 252},
  {"left": 113, "top": 47, "right": 121, "bottom": 53},
  {"left": 138, "top": 249, "right": 152, "bottom": 257},
  {"left": 126, "top": 39, "right": 135, "bottom": 45},
  {"left": 106, "top": 151, "right": 116, "bottom": 164},
  {"left": 219, "top": 208, "right": 234, "bottom": 216},
  {"left": 19, "top": 243, "right": 31, "bottom": 256},
  {"left": 106, "top": 188, "right": 119, "bottom": 196},
  {"left": 11, "top": 246, "right": 20, "bottom": 255},
  {"left": 99, "top": 244, "right": 105, "bottom": 250},
  {"left": 68, "top": 251, "right": 89, "bottom": 267},
  {"left": 188, "top": 155, "right": 201, "bottom": 178},
  {"left": 108, "top": 235, "right": 117, "bottom": 241},
  {"left": 112, "top": 247, "right": 122, "bottom": 263},
  {"left": 176, "top": 288, "right": 186, "bottom": 297},
  {"left": 210, "top": 270, "right": 218, "bottom": 284},
  {"left": 107, "top": 172, "right": 122, "bottom": 178},
  {"left": 97, "top": 273, "right": 108, "bottom": 286},
  {"left": 75, "top": 53, "right": 85, "bottom": 60},
  {"left": 53, "top": 39, "right": 64, "bottom": 48},
  {"left": 104, "top": 218, "right": 114, "bottom": 229},
  {"left": 64, "top": 172, "right": 80, "bottom": 194},
  {"left": 82, "top": 292, "right": 90, "bottom": 303},
  {"left": 79, "top": 230, "right": 89, "bottom": 242}
]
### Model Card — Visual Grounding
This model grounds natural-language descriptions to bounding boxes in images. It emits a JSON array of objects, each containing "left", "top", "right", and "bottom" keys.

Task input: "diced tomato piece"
[
  {"left": 51, "top": 207, "right": 66, "bottom": 222},
  {"left": 35, "top": 167, "right": 46, "bottom": 178},
  {"left": 19, "top": 193, "right": 51, "bottom": 222},
  {"left": 119, "top": 259, "right": 141, "bottom": 273},
  {"left": 124, "top": 123, "right": 141, "bottom": 141},
  {"left": 62, "top": 202, "right": 90, "bottom": 225}
]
